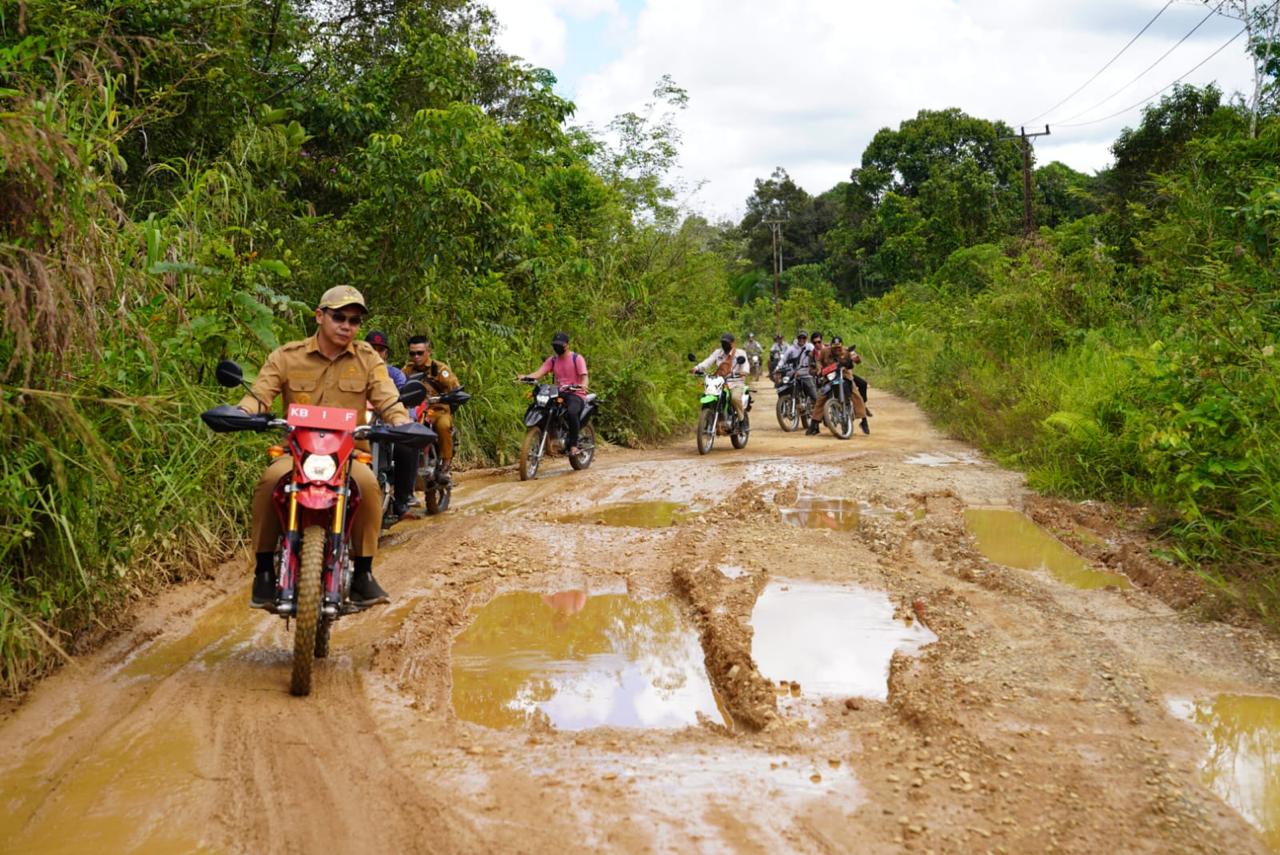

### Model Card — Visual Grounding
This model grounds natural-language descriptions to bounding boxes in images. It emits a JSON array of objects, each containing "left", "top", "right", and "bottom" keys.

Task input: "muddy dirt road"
[{"left": 4, "top": 387, "right": 1280, "bottom": 853}]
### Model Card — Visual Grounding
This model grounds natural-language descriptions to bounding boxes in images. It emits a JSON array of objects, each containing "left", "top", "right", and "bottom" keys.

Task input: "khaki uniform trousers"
[
  {"left": 427, "top": 405, "right": 454, "bottom": 461},
  {"left": 251, "top": 456, "right": 382, "bottom": 557}
]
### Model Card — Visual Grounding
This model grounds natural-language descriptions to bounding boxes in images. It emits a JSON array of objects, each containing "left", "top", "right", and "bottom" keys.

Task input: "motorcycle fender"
[
  {"left": 297, "top": 484, "right": 338, "bottom": 509},
  {"left": 523, "top": 408, "right": 544, "bottom": 428},
  {"left": 699, "top": 395, "right": 718, "bottom": 405}
]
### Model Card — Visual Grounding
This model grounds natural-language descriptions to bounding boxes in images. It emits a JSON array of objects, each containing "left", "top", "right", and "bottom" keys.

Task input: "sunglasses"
[
  {"left": 408, "top": 349, "right": 427, "bottom": 356},
  {"left": 325, "top": 309, "right": 365, "bottom": 326}
]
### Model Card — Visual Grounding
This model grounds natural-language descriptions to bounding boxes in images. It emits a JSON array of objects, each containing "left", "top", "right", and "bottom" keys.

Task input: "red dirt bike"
[{"left": 201, "top": 360, "right": 433, "bottom": 696}]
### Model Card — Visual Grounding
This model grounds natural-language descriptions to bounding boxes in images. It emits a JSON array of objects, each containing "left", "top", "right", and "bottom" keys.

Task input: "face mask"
[
  {"left": 552, "top": 343, "right": 566, "bottom": 355},
  {"left": 720, "top": 341, "right": 733, "bottom": 352}
]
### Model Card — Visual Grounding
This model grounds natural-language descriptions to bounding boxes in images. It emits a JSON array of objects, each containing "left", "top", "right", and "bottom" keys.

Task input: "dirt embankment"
[{"left": 1, "top": 386, "right": 1277, "bottom": 853}]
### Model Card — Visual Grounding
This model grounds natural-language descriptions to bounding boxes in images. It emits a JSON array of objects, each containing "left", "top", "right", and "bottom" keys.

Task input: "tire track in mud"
[{"left": 2, "top": 387, "right": 1279, "bottom": 852}]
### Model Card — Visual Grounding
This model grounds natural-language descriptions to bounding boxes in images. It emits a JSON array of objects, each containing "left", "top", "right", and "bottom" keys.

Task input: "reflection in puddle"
[
  {"left": 0, "top": 714, "right": 210, "bottom": 852},
  {"left": 964, "top": 509, "right": 1129, "bottom": 590},
  {"left": 554, "top": 501, "right": 693, "bottom": 528},
  {"left": 780, "top": 496, "right": 863, "bottom": 531},
  {"left": 750, "top": 582, "right": 936, "bottom": 700},
  {"left": 451, "top": 591, "right": 724, "bottom": 730},
  {"left": 1170, "top": 694, "right": 1280, "bottom": 849}
]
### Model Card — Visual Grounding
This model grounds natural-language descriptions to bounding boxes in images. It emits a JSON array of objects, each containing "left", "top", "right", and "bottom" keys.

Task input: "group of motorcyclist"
[
  {"left": 771, "top": 329, "right": 871, "bottom": 436},
  {"left": 223, "top": 285, "right": 871, "bottom": 610}
]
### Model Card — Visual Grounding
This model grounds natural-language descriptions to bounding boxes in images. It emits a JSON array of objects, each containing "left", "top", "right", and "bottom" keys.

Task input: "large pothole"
[
  {"left": 965, "top": 508, "right": 1130, "bottom": 590},
  {"left": 750, "top": 582, "right": 936, "bottom": 702},
  {"left": 450, "top": 590, "right": 726, "bottom": 730}
]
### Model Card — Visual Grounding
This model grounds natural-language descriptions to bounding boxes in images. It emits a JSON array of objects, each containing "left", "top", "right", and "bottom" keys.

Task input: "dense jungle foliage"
[
  {"left": 2, "top": 0, "right": 1277, "bottom": 692},
  {"left": 0, "top": 0, "right": 731, "bottom": 691}
]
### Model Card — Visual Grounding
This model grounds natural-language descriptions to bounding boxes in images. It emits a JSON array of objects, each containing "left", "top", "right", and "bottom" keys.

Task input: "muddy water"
[
  {"left": 1170, "top": 694, "right": 1280, "bottom": 849},
  {"left": 121, "top": 587, "right": 255, "bottom": 678},
  {"left": 0, "top": 712, "right": 210, "bottom": 852},
  {"left": 965, "top": 508, "right": 1130, "bottom": 590},
  {"left": 779, "top": 496, "right": 863, "bottom": 532},
  {"left": 750, "top": 582, "right": 936, "bottom": 701},
  {"left": 554, "top": 501, "right": 693, "bottom": 528},
  {"left": 451, "top": 591, "right": 724, "bottom": 730}
]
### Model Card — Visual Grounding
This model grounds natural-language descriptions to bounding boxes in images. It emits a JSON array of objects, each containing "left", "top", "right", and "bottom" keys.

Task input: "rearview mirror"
[
  {"left": 398, "top": 380, "right": 427, "bottom": 408},
  {"left": 215, "top": 360, "right": 244, "bottom": 388},
  {"left": 686, "top": 353, "right": 696, "bottom": 362},
  {"left": 736, "top": 355, "right": 747, "bottom": 365}
]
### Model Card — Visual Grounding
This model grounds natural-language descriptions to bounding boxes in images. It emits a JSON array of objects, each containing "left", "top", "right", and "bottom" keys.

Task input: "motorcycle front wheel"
[
  {"left": 776, "top": 394, "right": 798, "bottom": 432},
  {"left": 291, "top": 525, "right": 324, "bottom": 696},
  {"left": 696, "top": 408, "right": 716, "bottom": 455},
  {"left": 827, "top": 401, "right": 854, "bottom": 440},
  {"left": 569, "top": 423, "right": 596, "bottom": 470},
  {"left": 519, "top": 426, "right": 544, "bottom": 481}
]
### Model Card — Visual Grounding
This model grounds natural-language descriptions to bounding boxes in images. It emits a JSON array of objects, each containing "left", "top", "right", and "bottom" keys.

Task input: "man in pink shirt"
[{"left": 519, "top": 332, "right": 590, "bottom": 456}]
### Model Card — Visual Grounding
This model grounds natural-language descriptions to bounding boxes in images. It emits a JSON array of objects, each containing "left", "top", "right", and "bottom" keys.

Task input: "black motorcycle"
[
  {"left": 774, "top": 367, "right": 813, "bottom": 432},
  {"left": 415, "top": 386, "right": 470, "bottom": 513},
  {"left": 367, "top": 403, "right": 439, "bottom": 527},
  {"left": 517, "top": 380, "right": 598, "bottom": 480},
  {"left": 817, "top": 367, "right": 855, "bottom": 440}
]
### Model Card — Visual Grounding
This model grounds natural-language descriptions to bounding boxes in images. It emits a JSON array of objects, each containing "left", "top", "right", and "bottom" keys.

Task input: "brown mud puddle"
[
  {"left": 1170, "top": 694, "right": 1280, "bottom": 849},
  {"left": 965, "top": 508, "right": 1130, "bottom": 590},
  {"left": 553, "top": 501, "right": 694, "bottom": 528},
  {"left": 750, "top": 582, "right": 936, "bottom": 701},
  {"left": 0, "top": 712, "right": 210, "bottom": 852},
  {"left": 779, "top": 496, "right": 864, "bottom": 531},
  {"left": 451, "top": 591, "right": 725, "bottom": 730}
]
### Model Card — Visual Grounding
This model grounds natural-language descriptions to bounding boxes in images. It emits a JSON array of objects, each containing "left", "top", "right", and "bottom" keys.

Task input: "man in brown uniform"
[
  {"left": 403, "top": 335, "right": 460, "bottom": 483},
  {"left": 238, "top": 285, "right": 410, "bottom": 607},
  {"left": 809, "top": 335, "right": 867, "bottom": 436}
]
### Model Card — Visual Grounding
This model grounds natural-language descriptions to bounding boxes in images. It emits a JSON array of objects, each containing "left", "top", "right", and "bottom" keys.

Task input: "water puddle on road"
[
  {"left": 0, "top": 715, "right": 210, "bottom": 852},
  {"left": 121, "top": 588, "right": 256, "bottom": 678},
  {"left": 750, "top": 582, "right": 936, "bottom": 701},
  {"left": 779, "top": 496, "right": 863, "bottom": 532},
  {"left": 554, "top": 501, "right": 694, "bottom": 528},
  {"left": 1169, "top": 694, "right": 1280, "bottom": 849},
  {"left": 964, "top": 508, "right": 1130, "bottom": 590},
  {"left": 904, "top": 451, "right": 982, "bottom": 467},
  {"left": 451, "top": 591, "right": 725, "bottom": 730}
]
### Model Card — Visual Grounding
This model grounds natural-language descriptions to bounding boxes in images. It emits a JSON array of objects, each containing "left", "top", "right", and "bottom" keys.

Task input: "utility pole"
[
  {"left": 1000, "top": 125, "right": 1050, "bottom": 237},
  {"left": 763, "top": 217, "right": 786, "bottom": 336}
]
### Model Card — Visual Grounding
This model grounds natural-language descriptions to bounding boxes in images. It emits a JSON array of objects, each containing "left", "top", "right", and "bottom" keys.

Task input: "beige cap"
[{"left": 317, "top": 285, "right": 368, "bottom": 311}]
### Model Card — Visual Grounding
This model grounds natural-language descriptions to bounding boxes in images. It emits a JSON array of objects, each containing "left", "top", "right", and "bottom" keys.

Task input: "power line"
[
  {"left": 1053, "top": 1, "right": 1226, "bottom": 124},
  {"left": 1056, "top": 26, "right": 1246, "bottom": 128},
  {"left": 1022, "top": 0, "right": 1175, "bottom": 125}
]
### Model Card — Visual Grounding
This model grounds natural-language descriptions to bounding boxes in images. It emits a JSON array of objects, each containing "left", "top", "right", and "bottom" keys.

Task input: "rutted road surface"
[{"left": 3, "top": 387, "right": 1279, "bottom": 853}]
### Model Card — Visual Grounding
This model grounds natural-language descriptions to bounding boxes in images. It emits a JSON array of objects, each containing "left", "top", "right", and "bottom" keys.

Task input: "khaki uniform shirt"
[
  {"left": 238, "top": 335, "right": 409, "bottom": 424},
  {"left": 402, "top": 359, "right": 460, "bottom": 398}
]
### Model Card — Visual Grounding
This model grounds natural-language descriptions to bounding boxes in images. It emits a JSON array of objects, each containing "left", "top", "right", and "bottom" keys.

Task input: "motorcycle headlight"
[
  {"left": 536, "top": 394, "right": 551, "bottom": 405},
  {"left": 302, "top": 453, "right": 338, "bottom": 482}
]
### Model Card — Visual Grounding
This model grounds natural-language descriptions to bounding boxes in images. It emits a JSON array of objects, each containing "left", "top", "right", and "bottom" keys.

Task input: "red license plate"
[{"left": 287, "top": 404, "right": 359, "bottom": 430}]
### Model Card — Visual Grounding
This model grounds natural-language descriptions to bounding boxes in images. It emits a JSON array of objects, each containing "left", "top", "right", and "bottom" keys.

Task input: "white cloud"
[{"left": 527, "top": 0, "right": 1255, "bottom": 219}]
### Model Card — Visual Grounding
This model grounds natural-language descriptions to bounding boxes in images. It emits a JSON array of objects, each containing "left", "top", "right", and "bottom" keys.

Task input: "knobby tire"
[{"left": 290, "top": 525, "right": 324, "bottom": 696}]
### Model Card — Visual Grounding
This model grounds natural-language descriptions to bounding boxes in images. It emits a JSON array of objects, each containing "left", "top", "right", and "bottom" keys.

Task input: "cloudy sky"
[{"left": 481, "top": 0, "right": 1256, "bottom": 220}]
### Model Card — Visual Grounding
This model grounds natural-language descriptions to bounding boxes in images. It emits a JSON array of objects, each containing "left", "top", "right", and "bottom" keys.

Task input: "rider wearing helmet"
[{"left": 692, "top": 333, "right": 749, "bottom": 420}]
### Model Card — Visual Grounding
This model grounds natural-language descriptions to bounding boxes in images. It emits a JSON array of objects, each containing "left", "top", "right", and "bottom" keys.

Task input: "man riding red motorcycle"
[{"left": 201, "top": 286, "right": 433, "bottom": 694}]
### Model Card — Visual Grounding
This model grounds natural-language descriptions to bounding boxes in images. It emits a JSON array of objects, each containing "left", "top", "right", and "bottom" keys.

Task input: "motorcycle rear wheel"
[
  {"left": 569, "top": 423, "right": 596, "bottom": 470},
  {"left": 696, "top": 408, "right": 716, "bottom": 455},
  {"left": 314, "top": 615, "right": 332, "bottom": 659},
  {"left": 731, "top": 413, "right": 750, "bottom": 449},
  {"left": 291, "top": 525, "right": 324, "bottom": 696},
  {"left": 519, "top": 426, "right": 544, "bottom": 481},
  {"left": 776, "top": 394, "right": 798, "bottom": 432}
]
